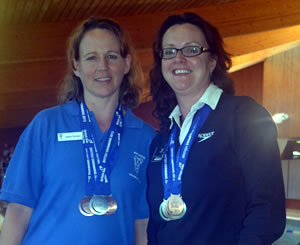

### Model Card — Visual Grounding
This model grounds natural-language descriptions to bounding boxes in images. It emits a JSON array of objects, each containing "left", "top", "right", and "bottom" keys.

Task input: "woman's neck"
[
  {"left": 176, "top": 83, "right": 209, "bottom": 121},
  {"left": 84, "top": 96, "right": 119, "bottom": 133},
  {"left": 177, "top": 94, "right": 201, "bottom": 121}
]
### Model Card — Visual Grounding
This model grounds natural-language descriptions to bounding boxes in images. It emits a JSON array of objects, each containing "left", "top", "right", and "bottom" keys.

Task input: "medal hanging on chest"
[
  {"left": 159, "top": 104, "right": 211, "bottom": 221},
  {"left": 78, "top": 101, "right": 123, "bottom": 216}
]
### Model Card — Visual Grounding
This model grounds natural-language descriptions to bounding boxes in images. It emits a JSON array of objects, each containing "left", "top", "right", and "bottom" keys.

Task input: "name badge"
[{"left": 57, "top": 132, "right": 83, "bottom": 141}]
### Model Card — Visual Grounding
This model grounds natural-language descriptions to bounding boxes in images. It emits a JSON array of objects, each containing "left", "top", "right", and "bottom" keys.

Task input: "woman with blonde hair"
[{"left": 0, "top": 17, "right": 155, "bottom": 245}]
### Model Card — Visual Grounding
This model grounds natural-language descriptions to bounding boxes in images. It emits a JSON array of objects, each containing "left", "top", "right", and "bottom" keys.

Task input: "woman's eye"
[
  {"left": 165, "top": 49, "right": 175, "bottom": 55},
  {"left": 86, "top": 56, "right": 96, "bottom": 61},
  {"left": 106, "top": 54, "right": 118, "bottom": 60},
  {"left": 187, "top": 47, "right": 197, "bottom": 53}
]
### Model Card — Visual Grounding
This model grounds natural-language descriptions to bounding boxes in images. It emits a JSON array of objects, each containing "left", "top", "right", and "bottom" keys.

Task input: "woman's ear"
[
  {"left": 73, "top": 58, "right": 80, "bottom": 77},
  {"left": 209, "top": 55, "right": 217, "bottom": 74}
]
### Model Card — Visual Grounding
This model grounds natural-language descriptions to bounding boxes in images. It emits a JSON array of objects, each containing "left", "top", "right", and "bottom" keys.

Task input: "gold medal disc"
[{"left": 166, "top": 194, "right": 187, "bottom": 218}]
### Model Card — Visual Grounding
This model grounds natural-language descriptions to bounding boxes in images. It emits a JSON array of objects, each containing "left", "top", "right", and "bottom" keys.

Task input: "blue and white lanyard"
[
  {"left": 162, "top": 104, "right": 212, "bottom": 199},
  {"left": 79, "top": 101, "right": 123, "bottom": 196}
]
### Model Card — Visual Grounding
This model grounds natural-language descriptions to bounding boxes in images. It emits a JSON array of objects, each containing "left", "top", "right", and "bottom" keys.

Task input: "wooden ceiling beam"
[
  {"left": 225, "top": 25, "right": 300, "bottom": 56},
  {"left": 230, "top": 41, "right": 300, "bottom": 72}
]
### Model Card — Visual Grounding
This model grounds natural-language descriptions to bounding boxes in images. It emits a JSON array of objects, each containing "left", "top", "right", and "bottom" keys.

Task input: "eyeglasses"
[{"left": 160, "top": 46, "right": 209, "bottom": 59}]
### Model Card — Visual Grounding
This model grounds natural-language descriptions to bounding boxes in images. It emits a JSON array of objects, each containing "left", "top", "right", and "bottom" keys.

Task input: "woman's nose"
[
  {"left": 96, "top": 56, "right": 108, "bottom": 70},
  {"left": 173, "top": 50, "right": 186, "bottom": 63}
]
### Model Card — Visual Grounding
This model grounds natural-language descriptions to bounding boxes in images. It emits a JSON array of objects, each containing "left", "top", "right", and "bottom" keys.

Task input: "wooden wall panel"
[
  {"left": 230, "top": 62, "right": 263, "bottom": 104},
  {"left": 263, "top": 46, "right": 300, "bottom": 138},
  {"left": 0, "top": 88, "right": 58, "bottom": 128},
  {"left": 1, "top": 0, "right": 300, "bottom": 129},
  {"left": 0, "top": 89, "right": 58, "bottom": 111},
  {"left": 0, "top": 60, "right": 66, "bottom": 128},
  {"left": 0, "top": 60, "right": 67, "bottom": 93},
  {"left": 0, "top": 106, "right": 49, "bottom": 129},
  {"left": 0, "top": 22, "right": 77, "bottom": 64},
  {"left": 132, "top": 101, "right": 159, "bottom": 130}
]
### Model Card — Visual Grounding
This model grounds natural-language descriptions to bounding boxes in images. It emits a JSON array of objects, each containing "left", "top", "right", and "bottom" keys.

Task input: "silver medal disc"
[
  {"left": 159, "top": 199, "right": 171, "bottom": 221},
  {"left": 89, "top": 195, "right": 109, "bottom": 215}
]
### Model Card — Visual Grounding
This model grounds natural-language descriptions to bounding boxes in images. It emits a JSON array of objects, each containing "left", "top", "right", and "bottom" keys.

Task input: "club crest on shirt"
[
  {"left": 129, "top": 152, "right": 145, "bottom": 183},
  {"left": 197, "top": 131, "right": 214, "bottom": 143}
]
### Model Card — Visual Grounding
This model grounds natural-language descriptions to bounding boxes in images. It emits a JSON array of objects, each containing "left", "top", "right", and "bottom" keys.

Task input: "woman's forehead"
[
  {"left": 79, "top": 29, "right": 121, "bottom": 53},
  {"left": 162, "top": 23, "right": 207, "bottom": 47}
]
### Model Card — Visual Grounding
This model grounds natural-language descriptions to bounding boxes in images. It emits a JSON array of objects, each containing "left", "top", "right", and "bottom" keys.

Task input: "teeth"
[
  {"left": 95, "top": 77, "right": 110, "bottom": 82},
  {"left": 174, "top": 69, "right": 191, "bottom": 75}
]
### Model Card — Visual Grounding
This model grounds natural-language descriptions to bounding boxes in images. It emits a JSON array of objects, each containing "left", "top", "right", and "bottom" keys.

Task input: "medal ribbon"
[
  {"left": 162, "top": 104, "right": 212, "bottom": 199},
  {"left": 79, "top": 101, "right": 123, "bottom": 196}
]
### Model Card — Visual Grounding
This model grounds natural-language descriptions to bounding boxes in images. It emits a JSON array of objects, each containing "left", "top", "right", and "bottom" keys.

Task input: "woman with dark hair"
[
  {"left": 0, "top": 17, "right": 155, "bottom": 245},
  {"left": 147, "top": 12, "right": 285, "bottom": 244}
]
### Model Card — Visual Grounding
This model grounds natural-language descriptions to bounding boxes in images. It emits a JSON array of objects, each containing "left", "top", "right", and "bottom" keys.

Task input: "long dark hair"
[
  {"left": 58, "top": 17, "right": 142, "bottom": 108},
  {"left": 150, "top": 12, "right": 234, "bottom": 130}
]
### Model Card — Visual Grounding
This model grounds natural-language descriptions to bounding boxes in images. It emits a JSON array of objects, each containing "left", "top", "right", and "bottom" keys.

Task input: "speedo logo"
[{"left": 197, "top": 131, "right": 214, "bottom": 143}]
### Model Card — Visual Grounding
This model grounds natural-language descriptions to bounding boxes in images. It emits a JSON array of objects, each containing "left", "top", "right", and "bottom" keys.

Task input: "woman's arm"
[
  {"left": 0, "top": 203, "right": 33, "bottom": 245},
  {"left": 134, "top": 218, "right": 148, "bottom": 245},
  {"left": 235, "top": 98, "right": 286, "bottom": 244}
]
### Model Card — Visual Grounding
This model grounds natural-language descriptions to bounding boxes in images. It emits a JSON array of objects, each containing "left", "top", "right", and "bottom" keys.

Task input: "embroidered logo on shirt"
[
  {"left": 197, "top": 131, "right": 214, "bottom": 143},
  {"left": 129, "top": 152, "right": 145, "bottom": 183},
  {"left": 134, "top": 152, "right": 145, "bottom": 174},
  {"left": 151, "top": 147, "right": 166, "bottom": 162}
]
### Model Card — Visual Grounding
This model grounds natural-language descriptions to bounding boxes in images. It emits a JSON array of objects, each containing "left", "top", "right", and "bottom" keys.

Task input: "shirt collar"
[
  {"left": 62, "top": 99, "right": 143, "bottom": 129},
  {"left": 169, "top": 83, "right": 223, "bottom": 129}
]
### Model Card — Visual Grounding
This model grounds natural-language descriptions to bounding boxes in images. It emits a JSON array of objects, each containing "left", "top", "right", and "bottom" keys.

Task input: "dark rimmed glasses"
[{"left": 160, "top": 46, "right": 209, "bottom": 59}]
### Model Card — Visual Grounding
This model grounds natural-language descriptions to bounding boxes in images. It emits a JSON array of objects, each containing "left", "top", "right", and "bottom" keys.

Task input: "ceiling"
[
  {"left": 0, "top": 0, "right": 238, "bottom": 25},
  {"left": 0, "top": 0, "right": 300, "bottom": 129}
]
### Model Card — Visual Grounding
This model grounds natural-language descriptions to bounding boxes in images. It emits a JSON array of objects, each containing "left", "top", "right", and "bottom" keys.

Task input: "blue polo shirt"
[{"left": 1, "top": 100, "right": 155, "bottom": 245}]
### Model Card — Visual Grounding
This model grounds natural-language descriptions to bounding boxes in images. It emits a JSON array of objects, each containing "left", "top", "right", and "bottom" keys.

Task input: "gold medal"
[
  {"left": 166, "top": 194, "right": 187, "bottom": 220},
  {"left": 78, "top": 196, "right": 94, "bottom": 216}
]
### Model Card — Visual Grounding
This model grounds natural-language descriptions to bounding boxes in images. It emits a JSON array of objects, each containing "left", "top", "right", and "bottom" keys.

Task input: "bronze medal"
[
  {"left": 78, "top": 196, "right": 94, "bottom": 216},
  {"left": 104, "top": 195, "right": 117, "bottom": 215}
]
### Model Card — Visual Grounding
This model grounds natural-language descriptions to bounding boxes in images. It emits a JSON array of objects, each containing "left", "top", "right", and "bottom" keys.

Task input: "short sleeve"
[{"left": 0, "top": 113, "right": 46, "bottom": 208}]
